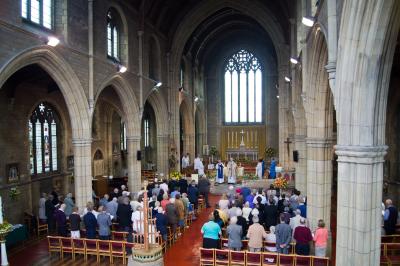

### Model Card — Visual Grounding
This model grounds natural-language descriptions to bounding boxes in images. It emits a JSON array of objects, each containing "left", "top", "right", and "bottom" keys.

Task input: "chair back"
[
  {"left": 72, "top": 238, "right": 85, "bottom": 249},
  {"left": 242, "top": 239, "right": 249, "bottom": 250},
  {"left": 246, "top": 251, "right": 261, "bottom": 265},
  {"left": 112, "top": 231, "right": 127, "bottom": 241},
  {"left": 200, "top": 248, "right": 215, "bottom": 265},
  {"left": 262, "top": 252, "right": 278, "bottom": 265},
  {"left": 60, "top": 237, "right": 72, "bottom": 248},
  {"left": 230, "top": 250, "right": 245, "bottom": 265},
  {"left": 98, "top": 240, "right": 111, "bottom": 252},
  {"left": 85, "top": 239, "right": 98, "bottom": 252},
  {"left": 221, "top": 238, "right": 229, "bottom": 249},
  {"left": 47, "top": 236, "right": 61, "bottom": 248},
  {"left": 215, "top": 249, "right": 229, "bottom": 265},
  {"left": 278, "top": 254, "right": 295, "bottom": 266},
  {"left": 312, "top": 256, "right": 329, "bottom": 266},
  {"left": 295, "top": 255, "right": 312, "bottom": 266}
]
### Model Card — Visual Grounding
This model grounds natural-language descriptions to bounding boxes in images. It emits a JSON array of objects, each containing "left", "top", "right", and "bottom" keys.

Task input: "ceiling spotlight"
[
  {"left": 155, "top": 82, "right": 162, "bottom": 88},
  {"left": 284, "top": 76, "right": 291, "bottom": 82},
  {"left": 276, "top": 95, "right": 280, "bottom": 99},
  {"left": 194, "top": 96, "right": 199, "bottom": 103},
  {"left": 118, "top": 65, "right": 127, "bottom": 73},
  {"left": 302, "top": 16, "right": 314, "bottom": 27},
  {"left": 47, "top": 36, "right": 60, "bottom": 47},
  {"left": 290, "top": 57, "right": 299, "bottom": 65}
]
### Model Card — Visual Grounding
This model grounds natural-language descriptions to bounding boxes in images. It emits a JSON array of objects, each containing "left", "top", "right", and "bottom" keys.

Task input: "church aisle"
[{"left": 163, "top": 194, "right": 220, "bottom": 266}]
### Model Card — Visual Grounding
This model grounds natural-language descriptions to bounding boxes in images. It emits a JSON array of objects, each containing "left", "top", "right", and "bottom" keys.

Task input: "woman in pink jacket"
[{"left": 313, "top": 219, "right": 329, "bottom": 257}]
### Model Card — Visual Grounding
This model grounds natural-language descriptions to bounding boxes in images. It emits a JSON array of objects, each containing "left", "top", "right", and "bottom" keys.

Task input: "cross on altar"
[
  {"left": 240, "top": 129, "right": 245, "bottom": 146},
  {"left": 284, "top": 137, "right": 292, "bottom": 156}
]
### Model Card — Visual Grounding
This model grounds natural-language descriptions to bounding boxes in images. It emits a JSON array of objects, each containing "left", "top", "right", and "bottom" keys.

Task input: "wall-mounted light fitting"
[
  {"left": 194, "top": 96, "right": 199, "bottom": 103},
  {"left": 302, "top": 16, "right": 314, "bottom": 27},
  {"left": 284, "top": 76, "right": 291, "bottom": 82},
  {"left": 290, "top": 57, "right": 299, "bottom": 65},
  {"left": 118, "top": 65, "right": 127, "bottom": 73},
  {"left": 47, "top": 36, "right": 60, "bottom": 47}
]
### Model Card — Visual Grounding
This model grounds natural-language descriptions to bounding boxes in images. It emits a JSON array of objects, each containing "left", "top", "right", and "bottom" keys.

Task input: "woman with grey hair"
[
  {"left": 227, "top": 216, "right": 242, "bottom": 251},
  {"left": 265, "top": 226, "right": 277, "bottom": 252},
  {"left": 247, "top": 215, "right": 267, "bottom": 252}
]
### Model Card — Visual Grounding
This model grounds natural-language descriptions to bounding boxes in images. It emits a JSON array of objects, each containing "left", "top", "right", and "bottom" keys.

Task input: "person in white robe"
[
  {"left": 216, "top": 160, "right": 225, "bottom": 184},
  {"left": 39, "top": 193, "right": 47, "bottom": 221},
  {"left": 255, "top": 159, "right": 265, "bottom": 180},
  {"left": 227, "top": 158, "right": 238, "bottom": 184},
  {"left": 194, "top": 155, "right": 205, "bottom": 175},
  {"left": 181, "top": 153, "right": 190, "bottom": 170}
]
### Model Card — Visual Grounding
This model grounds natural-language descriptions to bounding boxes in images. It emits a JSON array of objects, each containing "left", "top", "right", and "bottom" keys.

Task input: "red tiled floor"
[{"left": 163, "top": 194, "right": 220, "bottom": 266}]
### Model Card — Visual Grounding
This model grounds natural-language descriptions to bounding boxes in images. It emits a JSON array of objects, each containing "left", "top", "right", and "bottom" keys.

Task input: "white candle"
[{"left": 0, "top": 196, "right": 3, "bottom": 224}]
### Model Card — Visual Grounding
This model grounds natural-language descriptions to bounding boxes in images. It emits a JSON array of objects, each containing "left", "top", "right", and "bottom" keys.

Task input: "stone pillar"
[
  {"left": 306, "top": 138, "right": 333, "bottom": 230},
  {"left": 127, "top": 136, "right": 142, "bottom": 192},
  {"left": 278, "top": 66, "right": 291, "bottom": 167},
  {"left": 72, "top": 138, "right": 92, "bottom": 211},
  {"left": 294, "top": 135, "right": 307, "bottom": 194},
  {"left": 335, "top": 145, "right": 386, "bottom": 266},
  {"left": 184, "top": 133, "right": 195, "bottom": 157},
  {"left": 156, "top": 134, "right": 169, "bottom": 176}
]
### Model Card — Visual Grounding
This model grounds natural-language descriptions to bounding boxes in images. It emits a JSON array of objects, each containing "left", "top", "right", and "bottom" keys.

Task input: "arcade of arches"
[{"left": 1, "top": 0, "right": 400, "bottom": 265}]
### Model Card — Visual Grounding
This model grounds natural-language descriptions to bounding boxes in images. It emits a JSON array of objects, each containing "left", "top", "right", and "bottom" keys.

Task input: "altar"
[{"left": 225, "top": 129, "right": 258, "bottom": 160}]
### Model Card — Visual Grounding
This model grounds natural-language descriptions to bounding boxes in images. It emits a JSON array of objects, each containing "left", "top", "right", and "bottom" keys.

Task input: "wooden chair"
[
  {"left": 112, "top": 231, "right": 128, "bottom": 241},
  {"left": 97, "top": 240, "right": 112, "bottom": 263},
  {"left": 246, "top": 251, "right": 261, "bottom": 266},
  {"left": 47, "top": 236, "right": 61, "bottom": 258},
  {"left": 60, "top": 237, "right": 73, "bottom": 259},
  {"left": 381, "top": 243, "right": 391, "bottom": 266},
  {"left": 311, "top": 256, "right": 330, "bottom": 266},
  {"left": 167, "top": 226, "right": 174, "bottom": 246},
  {"left": 36, "top": 216, "right": 48, "bottom": 237},
  {"left": 263, "top": 241, "right": 277, "bottom": 252},
  {"left": 220, "top": 238, "right": 229, "bottom": 249},
  {"left": 262, "top": 252, "right": 278, "bottom": 266},
  {"left": 242, "top": 239, "right": 249, "bottom": 250},
  {"left": 72, "top": 238, "right": 85, "bottom": 260},
  {"left": 215, "top": 249, "right": 229, "bottom": 266},
  {"left": 85, "top": 239, "right": 98, "bottom": 261},
  {"left": 278, "top": 254, "right": 295, "bottom": 266},
  {"left": 200, "top": 248, "right": 215, "bottom": 266},
  {"left": 230, "top": 250, "right": 246, "bottom": 265},
  {"left": 110, "top": 240, "right": 126, "bottom": 264},
  {"left": 294, "top": 255, "right": 312, "bottom": 266},
  {"left": 386, "top": 242, "right": 400, "bottom": 265}
]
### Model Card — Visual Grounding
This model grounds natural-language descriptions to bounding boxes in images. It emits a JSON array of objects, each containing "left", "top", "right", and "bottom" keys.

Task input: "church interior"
[{"left": 0, "top": 0, "right": 399, "bottom": 265}]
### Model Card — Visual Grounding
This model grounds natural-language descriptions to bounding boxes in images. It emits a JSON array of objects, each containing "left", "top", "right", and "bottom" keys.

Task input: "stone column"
[
  {"left": 306, "top": 138, "right": 333, "bottom": 230},
  {"left": 127, "top": 136, "right": 142, "bottom": 192},
  {"left": 156, "top": 134, "right": 169, "bottom": 176},
  {"left": 184, "top": 133, "right": 195, "bottom": 157},
  {"left": 335, "top": 145, "right": 386, "bottom": 266},
  {"left": 294, "top": 135, "right": 307, "bottom": 194},
  {"left": 72, "top": 138, "right": 92, "bottom": 211},
  {"left": 278, "top": 66, "right": 291, "bottom": 167}
]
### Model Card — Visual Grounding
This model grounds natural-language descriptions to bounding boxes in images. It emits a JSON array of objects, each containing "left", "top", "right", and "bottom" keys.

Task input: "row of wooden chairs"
[
  {"left": 48, "top": 236, "right": 145, "bottom": 264},
  {"left": 381, "top": 242, "right": 400, "bottom": 265},
  {"left": 220, "top": 238, "right": 296, "bottom": 254},
  {"left": 200, "top": 248, "right": 330, "bottom": 266}
]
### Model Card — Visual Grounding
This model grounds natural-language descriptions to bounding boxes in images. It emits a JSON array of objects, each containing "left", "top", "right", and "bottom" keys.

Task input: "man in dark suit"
[
  {"left": 45, "top": 194, "right": 56, "bottom": 233},
  {"left": 155, "top": 207, "right": 168, "bottom": 241},
  {"left": 187, "top": 181, "right": 199, "bottom": 210},
  {"left": 83, "top": 203, "right": 97, "bottom": 239},
  {"left": 264, "top": 197, "right": 278, "bottom": 229},
  {"left": 198, "top": 175, "right": 211, "bottom": 208},
  {"left": 116, "top": 197, "right": 133, "bottom": 253},
  {"left": 54, "top": 204, "right": 67, "bottom": 236},
  {"left": 165, "top": 198, "right": 178, "bottom": 237}
]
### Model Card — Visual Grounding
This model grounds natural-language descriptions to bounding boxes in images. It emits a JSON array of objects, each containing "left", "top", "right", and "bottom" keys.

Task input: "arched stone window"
[
  {"left": 107, "top": 9, "right": 120, "bottom": 61},
  {"left": 120, "top": 119, "right": 127, "bottom": 151},
  {"left": 21, "top": 0, "right": 53, "bottom": 29},
  {"left": 28, "top": 102, "right": 59, "bottom": 175},
  {"left": 224, "top": 49, "right": 263, "bottom": 123}
]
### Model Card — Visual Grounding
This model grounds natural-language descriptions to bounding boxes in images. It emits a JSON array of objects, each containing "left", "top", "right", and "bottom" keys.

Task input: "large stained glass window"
[
  {"left": 107, "top": 10, "right": 120, "bottom": 61},
  {"left": 224, "top": 50, "right": 263, "bottom": 123},
  {"left": 144, "top": 119, "right": 150, "bottom": 147},
  {"left": 21, "top": 0, "right": 53, "bottom": 29},
  {"left": 120, "top": 120, "right": 127, "bottom": 151},
  {"left": 29, "top": 103, "right": 58, "bottom": 175}
]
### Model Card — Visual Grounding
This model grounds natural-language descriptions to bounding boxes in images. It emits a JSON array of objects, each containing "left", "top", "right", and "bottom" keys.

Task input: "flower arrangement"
[
  {"left": 169, "top": 171, "right": 181, "bottom": 180},
  {"left": 265, "top": 147, "right": 276, "bottom": 158},
  {"left": 9, "top": 187, "right": 21, "bottom": 200},
  {"left": 0, "top": 221, "right": 12, "bottom": 235},
  {"left": 273, "top": 176, "right": 288, "bottom": 189}
]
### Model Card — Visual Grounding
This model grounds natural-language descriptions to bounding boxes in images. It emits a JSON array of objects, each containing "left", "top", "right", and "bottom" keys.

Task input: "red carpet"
[{"left": 163, "top": 194, "right": 220, "bottom": 266}]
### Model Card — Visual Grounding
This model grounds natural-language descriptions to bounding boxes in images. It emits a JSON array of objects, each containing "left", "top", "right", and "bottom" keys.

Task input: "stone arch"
[
  {"left": 148, "top": 34, "right": 162, "bottom": 81},
  {"left": 95, "top": 74, "right": 140, "bottom": 139},
  {"left": 0, "top": 46, "right": 90, "bottom": 140},
  {"left": 105, "top": 4, "right": 129, "bottom": 65},
  {"left": 169, "top": 0, "right": 287, "bottom": 88},
  {"left": 303, "top": 27, "right": 336, "bottom": 231}
]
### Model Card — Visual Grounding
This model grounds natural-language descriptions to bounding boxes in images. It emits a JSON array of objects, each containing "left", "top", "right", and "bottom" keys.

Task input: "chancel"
[{"left": 0, "top": 1, "right": 399, "bottom": 266}]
